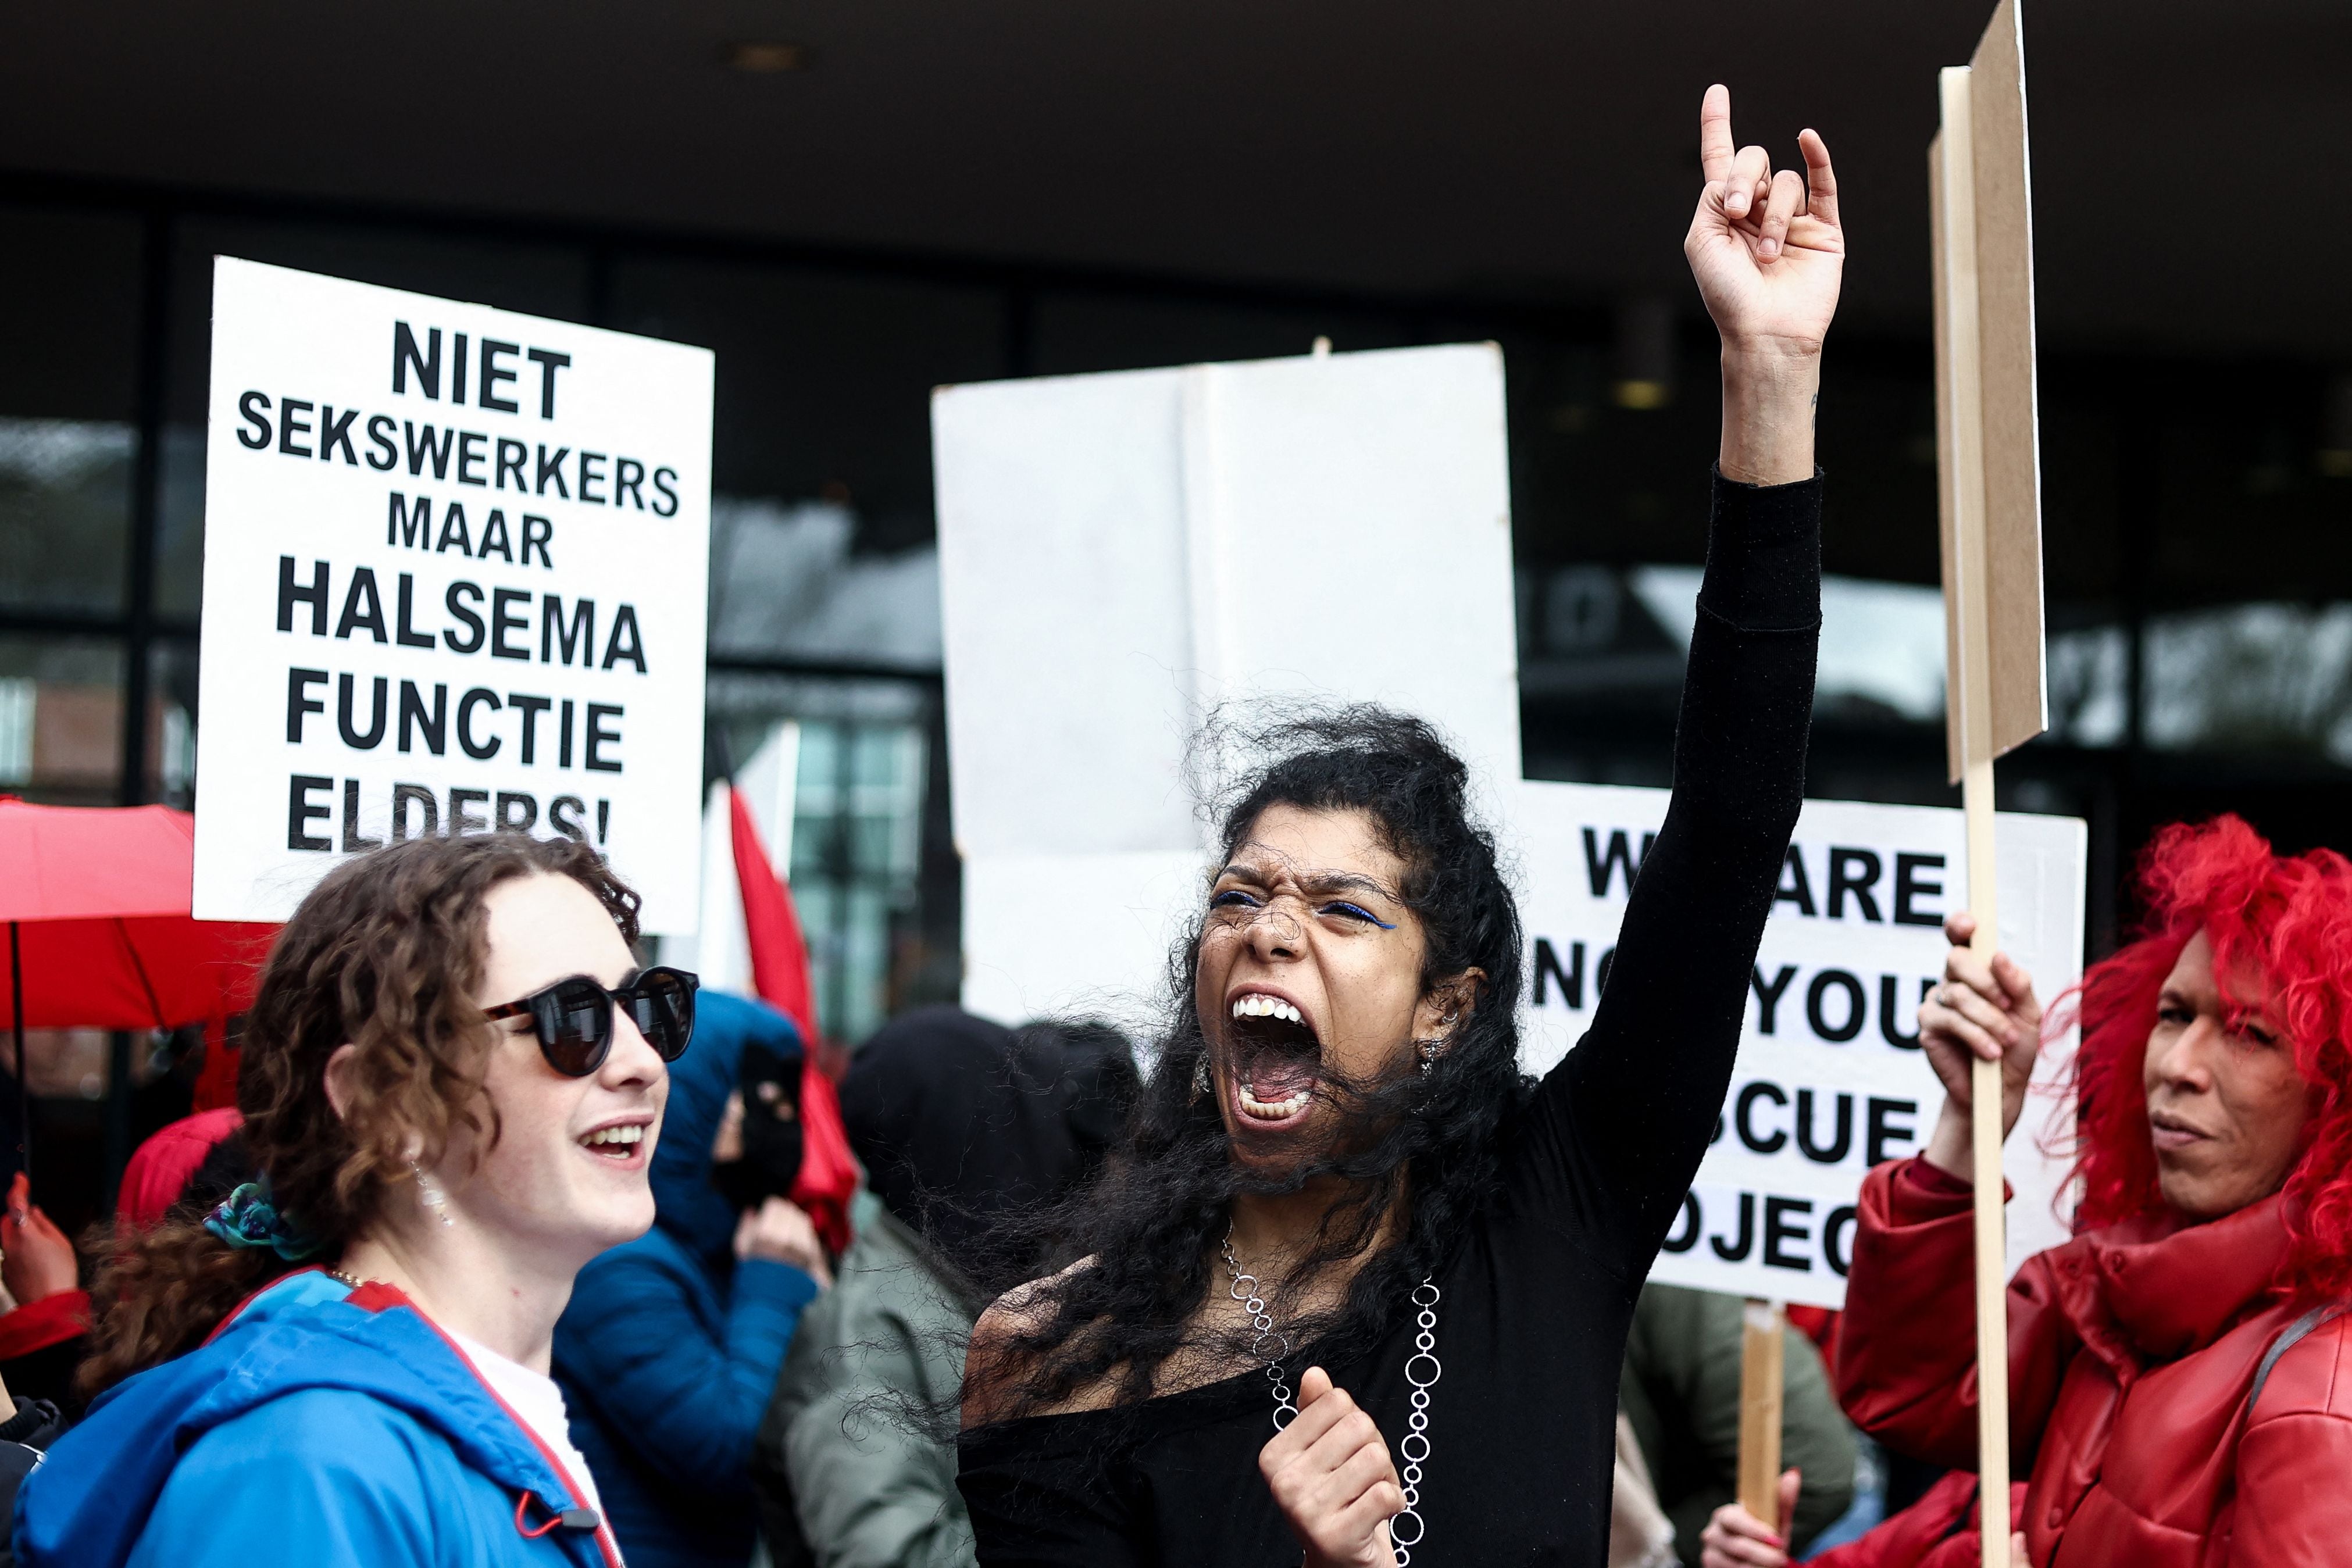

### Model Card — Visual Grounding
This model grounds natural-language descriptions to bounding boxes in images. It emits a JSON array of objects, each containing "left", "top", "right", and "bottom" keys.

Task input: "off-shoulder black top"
[{"left": 958, "top": 470, "right": 1823, "bottom": 1567}]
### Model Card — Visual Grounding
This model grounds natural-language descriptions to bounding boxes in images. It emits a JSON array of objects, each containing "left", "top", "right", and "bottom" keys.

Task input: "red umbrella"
[{"left": 0, "top": 799, "right": 277, "bottom": 1177}]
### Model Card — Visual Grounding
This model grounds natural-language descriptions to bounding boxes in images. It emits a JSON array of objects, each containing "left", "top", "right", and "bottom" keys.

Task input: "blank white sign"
[{"left": 934, "top": 343, "right": 1519, "bottom": 1024}]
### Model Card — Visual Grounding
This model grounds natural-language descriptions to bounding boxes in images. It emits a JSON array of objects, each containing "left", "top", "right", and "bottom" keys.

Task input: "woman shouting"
[{"left": 956, "top": 84, "right": 1838, "bottom": 1567}]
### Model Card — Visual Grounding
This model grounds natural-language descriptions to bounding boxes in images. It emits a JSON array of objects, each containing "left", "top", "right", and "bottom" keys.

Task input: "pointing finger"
[
  {"left": 1757, "top": 168, "right": 1805, "bottom": 260},
  {"left": 1725, "top": 145, "right": 1771, "bottom": 219},
  {"left": 1798, "top": 128, "right": 1840, "bottom": 230},
  {"left": 1700, "top": 84, "right": 1736, "bottom": 184}
]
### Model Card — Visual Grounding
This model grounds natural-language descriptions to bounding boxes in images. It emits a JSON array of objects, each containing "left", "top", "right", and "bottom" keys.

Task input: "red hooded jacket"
[{"left": 1823, "top": 1157, "right": 2352, "bottom": 1567}]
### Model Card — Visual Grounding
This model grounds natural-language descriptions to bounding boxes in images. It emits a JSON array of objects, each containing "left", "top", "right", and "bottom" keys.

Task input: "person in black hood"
[{"left": 754, "top": 1006, "right": 1137, "bottom": 1568}]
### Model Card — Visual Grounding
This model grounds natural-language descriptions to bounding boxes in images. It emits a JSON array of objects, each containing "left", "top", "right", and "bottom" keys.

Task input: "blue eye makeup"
[{"left": 1208, "top": 887, "right": 1395, "bottom": 930}]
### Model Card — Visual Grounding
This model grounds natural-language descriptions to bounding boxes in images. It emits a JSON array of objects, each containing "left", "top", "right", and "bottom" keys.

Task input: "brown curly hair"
[{"left": 77, "top": 831, "right": 640, "bottom": 1400}]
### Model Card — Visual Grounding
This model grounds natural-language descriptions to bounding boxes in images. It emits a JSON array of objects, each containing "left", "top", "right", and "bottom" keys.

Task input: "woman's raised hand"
[
  {"left": 1919, "top": 910, "right": 2046, "bottom": 1181},
  {"left": 1685, "top": 84, "right": 1845, "bottom": 362},
  {"left": 1259, "top": 1365, "right": 1404, "bottom": 1568}
]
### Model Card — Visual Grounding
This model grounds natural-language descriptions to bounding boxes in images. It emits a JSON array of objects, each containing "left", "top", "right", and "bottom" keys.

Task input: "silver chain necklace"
[{"left": 1221, "top": 1224, "right": 1444, "bottom": 1566}]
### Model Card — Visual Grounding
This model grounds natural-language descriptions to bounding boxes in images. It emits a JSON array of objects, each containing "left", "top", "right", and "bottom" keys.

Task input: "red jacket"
[{"left": 1828, "top": 1158, "right": 2352, "bottom": 1567}]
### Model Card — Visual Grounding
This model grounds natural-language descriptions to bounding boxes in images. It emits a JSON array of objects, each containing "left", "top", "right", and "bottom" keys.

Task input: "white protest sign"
[
  {"left": 1515, "top": 780, "right": 2084, "bottom": 1308},
  {"left": 192, "top": 258, "right": 712, "bottom": 933},
  {"left": 934, "top": 344, "right": 1519, "bottom": 1026}
]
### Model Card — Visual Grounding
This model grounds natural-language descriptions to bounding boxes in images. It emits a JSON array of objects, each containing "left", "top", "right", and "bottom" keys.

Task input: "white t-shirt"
[{"left": 447, "top": 1328, "right": 605, "bottom": 1518}]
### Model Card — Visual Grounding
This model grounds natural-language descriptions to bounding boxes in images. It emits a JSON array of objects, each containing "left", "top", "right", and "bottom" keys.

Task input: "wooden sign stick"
[
  {"left": 1933, "top": 6, "right": 2047, "bottom": 1563},
  {"left": 1935, "top": 63, "right": 2011, "bottom": 1568},
  {"left": 1736, "top": 1299, "right": 1786, "bottom": 1525}
]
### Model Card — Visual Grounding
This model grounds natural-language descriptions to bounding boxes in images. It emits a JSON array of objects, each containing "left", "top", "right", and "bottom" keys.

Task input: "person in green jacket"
[
  {"left": 753, "top": 1009, "right": 1136, "bottom": 1568},
  {"left": 1619, "top": 1284, "right": 1858, "bottom": 1565},
  {"left": 759, "top": 1185, "right": 975, "bottom": 1568}
]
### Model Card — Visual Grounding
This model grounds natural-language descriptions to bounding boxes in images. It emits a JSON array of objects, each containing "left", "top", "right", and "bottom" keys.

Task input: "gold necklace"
[{"left": 323, "top": 1267, "right": 368, "bottom": 1290}]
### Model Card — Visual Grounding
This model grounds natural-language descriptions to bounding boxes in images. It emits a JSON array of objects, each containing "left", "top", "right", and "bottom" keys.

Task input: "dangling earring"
[
  {"left": 1191, "top": 1056, "right": 1212, "bottom": 1100},
  {"left": 412, "top": 1160, "right": 455, "bottom": 1228},
  {"left": 1416, "top": 1011, "right": 1459, "bottom": 1075}
]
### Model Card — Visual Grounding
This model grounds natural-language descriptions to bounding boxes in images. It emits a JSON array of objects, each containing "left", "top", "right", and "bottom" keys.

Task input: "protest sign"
[
  {"left": 191, "top": 258, "right": 712, "bottom": 933},
  {"left": 934, "top": 342, "right": 1518, "bottom": 1026},
  {"left": 1933, "top": 5, "right": 2046, "bottom": 1551},
  {"left": 1935, "top": 0, "right": 2044, "bottom": 783},
  {"left": 1515, "top": 780, "right": 2085, "bottom": 1309}
]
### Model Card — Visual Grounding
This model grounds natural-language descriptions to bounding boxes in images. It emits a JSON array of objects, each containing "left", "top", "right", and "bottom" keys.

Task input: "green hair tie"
[{"left": 202, "top": 1180, "right": 326, "bottom": 1262}]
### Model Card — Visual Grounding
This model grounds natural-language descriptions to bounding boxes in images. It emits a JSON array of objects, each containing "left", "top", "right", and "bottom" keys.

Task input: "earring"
[
  {"left": 1416, "top": 1040, "right": 1443, "bottom": 1075},
  {"left": 412, "top": 1160, "right": 455, "bottom": 1228},
  {"left": 1191, "top": 1056, "right": 1212, "bottom": 1100}
]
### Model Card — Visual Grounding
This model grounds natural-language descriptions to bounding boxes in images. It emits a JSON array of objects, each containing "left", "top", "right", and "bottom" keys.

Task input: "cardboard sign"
[
  {"left": 1933, "top": 0, "right": 2046, "bottom": 780},
  {"left": 191, "top": 259, "right": 713, "bottom": 933},
  {"left": 1514, "top": 780, "right": 2083, "bottom": 1309},
  {"left": 933, "top": 344, "right": 1518, "bottom": 1025}
]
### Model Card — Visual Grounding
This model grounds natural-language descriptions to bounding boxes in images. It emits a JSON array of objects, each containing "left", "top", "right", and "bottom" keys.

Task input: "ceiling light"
[{"left": 725, "top": 41, "right": 812, "bottom": 73}]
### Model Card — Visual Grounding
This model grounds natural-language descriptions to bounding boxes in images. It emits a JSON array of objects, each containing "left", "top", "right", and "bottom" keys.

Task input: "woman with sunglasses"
[{"left": 17, "top": 831, "right": 697, "bottom": 1568}]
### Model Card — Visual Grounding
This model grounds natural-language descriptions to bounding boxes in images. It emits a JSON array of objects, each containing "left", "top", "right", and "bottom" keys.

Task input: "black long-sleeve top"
[{"left": 957, "top": 470, "right": 1823, "bottom": 1566}]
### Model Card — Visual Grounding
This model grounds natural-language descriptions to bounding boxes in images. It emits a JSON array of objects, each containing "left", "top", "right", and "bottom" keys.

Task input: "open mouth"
[
  {"left": 1225, "top": 991, "right": 1322, "bottom": 1127},
  {"left": 578, "top": 1121, "right": 650, "bottom": 1161}
]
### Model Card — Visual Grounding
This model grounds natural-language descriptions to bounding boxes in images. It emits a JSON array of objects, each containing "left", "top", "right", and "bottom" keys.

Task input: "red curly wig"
[{"left": 2062, "top": 815, "right": 2352, "bottom": 1300}]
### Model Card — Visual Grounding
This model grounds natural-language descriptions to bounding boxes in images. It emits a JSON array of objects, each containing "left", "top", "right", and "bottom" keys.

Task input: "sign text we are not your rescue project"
[
  {"left": 1515, "top": 781, "right": 2085, "bottom": 1312},
  {"left": 192, "top": 259, "right": 712, "bottom": 933}
]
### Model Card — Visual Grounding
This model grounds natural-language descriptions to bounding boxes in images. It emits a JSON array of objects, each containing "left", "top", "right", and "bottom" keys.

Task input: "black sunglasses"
[{"left": 483, "top": 967, "right": 699, "bottom": 1077}]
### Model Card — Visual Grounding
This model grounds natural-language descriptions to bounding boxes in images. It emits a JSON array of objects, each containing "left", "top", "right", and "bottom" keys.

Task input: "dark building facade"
[{"left": 3, "top": 2, "right": 2347, "bottom": 1223}]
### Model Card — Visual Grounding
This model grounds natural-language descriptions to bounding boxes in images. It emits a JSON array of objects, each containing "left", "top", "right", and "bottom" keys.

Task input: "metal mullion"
[
  {"left": 117, "top": 204, "right": 175, "bottom": 806},
  {"left": 705, "top": 652, "right": 943, "bottom": 686},
  {"left": 0, "top": 608, "right": 135, "bottom": 638}
]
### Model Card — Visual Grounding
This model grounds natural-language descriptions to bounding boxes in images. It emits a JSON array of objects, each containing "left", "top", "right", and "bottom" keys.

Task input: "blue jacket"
[
  {"left": 553, "top": 991, "right": 820, "bottom": 1568},
  {"left": 16, "top": 1269, "right": 619, "bottom": 1568}
]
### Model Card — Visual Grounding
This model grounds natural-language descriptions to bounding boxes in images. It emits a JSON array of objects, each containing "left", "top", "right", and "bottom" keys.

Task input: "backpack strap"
[{"left": 2244, "top": 1303, "right": 2350, "bottom": 1423}]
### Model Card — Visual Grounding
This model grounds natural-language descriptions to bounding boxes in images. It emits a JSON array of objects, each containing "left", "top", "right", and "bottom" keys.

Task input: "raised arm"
[{"left": 1540, "top": 87, "right": 1839, "bottom": 1263}]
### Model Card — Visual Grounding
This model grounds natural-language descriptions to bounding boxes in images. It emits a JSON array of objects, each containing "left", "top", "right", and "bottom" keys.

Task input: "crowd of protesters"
[
  {"left": 0, "top": 79, "right": 2347, "bottom": 1568},
  {"left": 0, "top": 807, "right": 2345, "bottom": 1568}
]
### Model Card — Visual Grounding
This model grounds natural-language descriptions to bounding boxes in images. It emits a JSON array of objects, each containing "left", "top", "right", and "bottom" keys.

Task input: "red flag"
[{"left": 727, "top": 787, "right": 858, "bottom": 1254}]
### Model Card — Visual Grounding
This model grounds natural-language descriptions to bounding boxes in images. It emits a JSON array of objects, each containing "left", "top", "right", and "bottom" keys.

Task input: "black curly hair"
[{"left": 964, "top": 704, "right": 1528, "bottom": 1419}]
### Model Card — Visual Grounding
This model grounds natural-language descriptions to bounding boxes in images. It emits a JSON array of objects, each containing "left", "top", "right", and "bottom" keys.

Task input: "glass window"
[
  {"left": 155, "top": 220, "right": 593, "bottom": 621},
  {"left": 607, "top": 259, "right": 999, "bottom": 669},
  {"left": 708, "top": 496, "right": 943, "bottom": 669},
  {"left": 2142, "top": 602, "right": 2352, "bottom": 760},
  {"left": 0, "top": 635, "right": 125, "bottom": 804},
  {"left": 0, "top": 205, "right": 143, "bottom": 615},
  {"left": 794, "top": 716, "right": 928, "bottom": 1044},
  {"left": 707, "top": 672, "right": 948, "bottom": 1044},
  {"left": 146, "top": 638, "right": 201, "bottom": 810}
]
